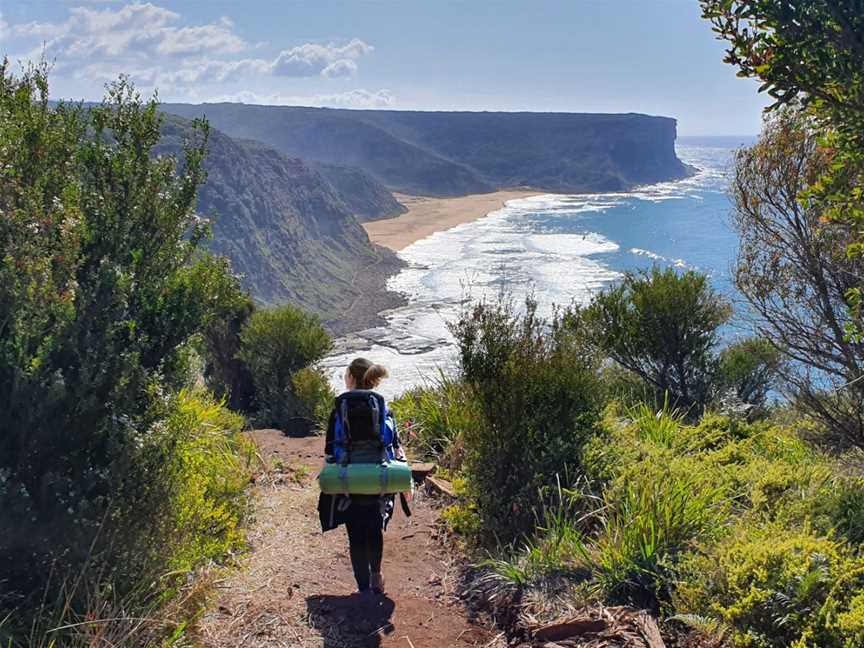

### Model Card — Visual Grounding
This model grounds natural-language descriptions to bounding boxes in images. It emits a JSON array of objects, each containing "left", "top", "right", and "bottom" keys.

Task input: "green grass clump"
[
  {"left": 390, "top": 372, "right": 482, "bottom": 469},
  {"left": 592, "top": 473, "right": 723, "bottom": 605},
  {"left": 628, "top": 398, "right": 685, "bottom": 449},
  {"left": 291, "top": 367, "right": 336, "bottom": 432}
]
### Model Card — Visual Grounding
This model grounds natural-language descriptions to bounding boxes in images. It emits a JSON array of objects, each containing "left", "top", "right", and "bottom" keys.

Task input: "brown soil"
[{"left": 196, "top": 430, "right": 497, "bottom": 648}]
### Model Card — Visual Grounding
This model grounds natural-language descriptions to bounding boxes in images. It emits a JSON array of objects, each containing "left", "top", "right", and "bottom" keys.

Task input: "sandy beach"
[{"left": 363, "top": 190, "right": 540, "bottom": 251}]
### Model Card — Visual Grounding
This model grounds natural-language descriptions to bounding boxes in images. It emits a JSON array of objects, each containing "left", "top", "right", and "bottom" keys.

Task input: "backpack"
[{"left": 332, "top": 389, "right": 396, "bottom": 465}]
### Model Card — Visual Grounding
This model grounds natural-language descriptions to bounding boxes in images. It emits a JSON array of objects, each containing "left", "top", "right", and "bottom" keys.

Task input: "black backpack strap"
[
  {"left": 339, "top": 398, "right": 352, "bottom": 466},
  {"left": 368, "top": 394, "right": 384, "bottom": 451},
  {"left": 399, "top": 492, "right": 412, "bottom": 518}
]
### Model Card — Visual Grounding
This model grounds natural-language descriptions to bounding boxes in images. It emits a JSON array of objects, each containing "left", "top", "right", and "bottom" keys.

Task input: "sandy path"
[
  {"left": 197, "top": 430, "right": 494, "bottom": 648},
  {"left": 364, "top": 190, "right": 541, "bottom": 251}
]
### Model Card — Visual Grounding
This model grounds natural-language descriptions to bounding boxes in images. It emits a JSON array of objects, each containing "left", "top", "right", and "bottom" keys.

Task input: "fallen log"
[
  {"left": 633, "top": 611, "right": 666, "bottom": 648},
  {"left": 411, "top": 462, "right": 437, "bottom": 481},
  {"left": 425, "top": 476, "right": 456, "bottom": 498},
  {"left": 528, "top": 606, "right": 667, "bottom": 647},
  {"left": 534, "top": 619, "right": 608, "bottom": 641}
]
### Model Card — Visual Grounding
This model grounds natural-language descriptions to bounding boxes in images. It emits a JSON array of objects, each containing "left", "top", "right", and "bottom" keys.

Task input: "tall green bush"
[
  {"left": 238, "top": 304, "right": 332, "bottom": 432},
  {"left": 580, "top": 267, "right": 732, "bottom": 413},
  {"left": 0, "top": 64, "right": 247, "bottom": 626},
  {"left": 450, "top": 296, "right": 604, "bottom": 542},
  {"left": 716, "top": 337, "right": 782, "bottom": 410},
  {"left": 0, "top": 389, "right": 254, "bottom": 647}
]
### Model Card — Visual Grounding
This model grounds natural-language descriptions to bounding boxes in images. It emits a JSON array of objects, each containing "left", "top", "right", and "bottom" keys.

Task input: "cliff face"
[
  {"left": 161, "top": 103, "right": 690, "bottom": 197},
  {"left": 352, "top": 110, "right": 690, "bottom": 192},
  {"left": 157, "top": 117, "right": 403, "bottom": 330}
]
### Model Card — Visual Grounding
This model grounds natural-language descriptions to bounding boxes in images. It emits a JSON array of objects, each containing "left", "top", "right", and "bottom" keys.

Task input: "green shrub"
[
  {"left": 599, "top": 363, "right": 659, "bottom": 409},
  {"left": 471, "top": 394, "right": 864, "bottom": 643},
  {"left": 0, "top": 389, "right": 254, "bottom": 647},
  {"left": 579, "top": 267, "right": 732, "bottom": 414},
  {"left": 814, "top": 478, "right": 864, "bottom": 546},
  {"left": 0, "top": 65, "right": 244, "bottom": 620},
  {"left": 238, "top": 304, "right": 332, "bottom": 432},
  {"left": 715, "top": 338, "right": 782, "bottom": 409},
  {"left": 675, "top": 526, "right": 864, "bottom": 648},
  {"left": 162, "top": 389, "right": 255, "bottom": 573},
  {"left": 442, "top": 502, "right": 482, "bottom": 537},
  {"left": 679, "top": 412, "right": 758, "bottom": 453},
  {"left": 450, "top": 296, "right": 604, "bottom": 542},
  {"left": 390, "top": 373, "right": 483, "bottom": 468},
  {"left": 292, "top": 367, "right": 336, "bottom": 431}
]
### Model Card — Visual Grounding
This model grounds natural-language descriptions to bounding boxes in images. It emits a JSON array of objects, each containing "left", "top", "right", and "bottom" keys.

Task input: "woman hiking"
[{"left": 317, "top": 357, "right": 407, "bottom": 595}]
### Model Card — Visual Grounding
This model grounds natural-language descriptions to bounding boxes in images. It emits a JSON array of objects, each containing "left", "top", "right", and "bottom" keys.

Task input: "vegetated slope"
[
  {"left": 158, "top": 116, "right": 403, "bottom": 331},
  {"left": 315, "top": 162, "right": 407, "bottom": 221},
  {"left": 161, "top": 103, "right": 691, "bottom": 196}
]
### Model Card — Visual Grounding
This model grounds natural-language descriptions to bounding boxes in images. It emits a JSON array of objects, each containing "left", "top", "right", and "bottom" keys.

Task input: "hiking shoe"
[{"left": 370, "top": 572, "right": 385, "bottom": 594}]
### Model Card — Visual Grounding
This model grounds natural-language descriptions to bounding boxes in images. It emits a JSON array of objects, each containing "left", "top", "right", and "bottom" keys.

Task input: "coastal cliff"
[
  {"left": 161, "top": 103, "right": 691, "bottom": 197},
  {"left": 158, "top": 117, "right": 404, "bottom": 332}
]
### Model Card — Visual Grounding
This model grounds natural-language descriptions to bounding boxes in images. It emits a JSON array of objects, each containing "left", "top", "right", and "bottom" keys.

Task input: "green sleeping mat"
[{"left": 318, "top": 461, "right": 413, "bottom": 495}]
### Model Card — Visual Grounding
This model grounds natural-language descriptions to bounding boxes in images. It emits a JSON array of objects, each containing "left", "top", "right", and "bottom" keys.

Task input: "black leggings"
[{"left": 345, "top": 515, "right": 383, "bottom": 591}]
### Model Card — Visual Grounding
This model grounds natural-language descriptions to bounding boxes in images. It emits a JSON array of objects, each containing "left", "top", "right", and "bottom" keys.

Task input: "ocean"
[{"left": 323, "top": 136, "right": 756, "bottom": 399}]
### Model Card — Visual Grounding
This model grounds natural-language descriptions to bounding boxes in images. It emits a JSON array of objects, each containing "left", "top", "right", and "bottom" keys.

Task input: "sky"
[{"left": 0, "top": 1, "right": 770, "bottom": 135}]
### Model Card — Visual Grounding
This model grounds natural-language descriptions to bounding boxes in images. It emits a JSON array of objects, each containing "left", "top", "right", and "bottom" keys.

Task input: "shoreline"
[{"left": 363, "top": 189, "right": 542, "bottom": 251}]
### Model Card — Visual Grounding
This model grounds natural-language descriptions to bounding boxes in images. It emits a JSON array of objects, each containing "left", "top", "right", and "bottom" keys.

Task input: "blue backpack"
[{"left": 332, "top": 390, "right": 396, "bottom": 465}]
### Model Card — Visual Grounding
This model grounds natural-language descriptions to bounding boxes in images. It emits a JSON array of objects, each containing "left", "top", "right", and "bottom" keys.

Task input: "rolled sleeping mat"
[{"left": 318, "top": 461, "right": 413, "bottom": 495}]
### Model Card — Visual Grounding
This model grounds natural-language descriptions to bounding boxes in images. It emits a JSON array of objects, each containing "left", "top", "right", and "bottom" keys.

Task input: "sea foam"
[{"left": 322, "top": 141, "right": 740, "bottom": 399}]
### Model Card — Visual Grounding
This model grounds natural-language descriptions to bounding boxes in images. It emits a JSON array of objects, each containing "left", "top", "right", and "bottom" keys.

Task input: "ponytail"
[
  {"left": 347, "top": 357, "right": 389, "bottom": 390},
  {"left": 362, "top": 364, "right": 389, "bottom": 390}
]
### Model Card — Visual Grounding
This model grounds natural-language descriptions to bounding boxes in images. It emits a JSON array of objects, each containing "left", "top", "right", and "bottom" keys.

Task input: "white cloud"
[
  {"left": 270, "top": 38, "right": 372, "bottom": 77},
  {"left": 321, "top": 59, "right": 357, "bottom": 78},
  {"left": 155, "top": 17, "right": 246, "bottom": 56},
  {"left": 207, "top": 88, "right": 394, "bottom": 109},
  {"left": 10, "top": 2, "right": 247, "bottom": 72},
  {"left": 6, "top": 3, "right": 372, "bottom": 86},
  {"left": 320, "top": 88, "right": 392, "bottom": 108}
]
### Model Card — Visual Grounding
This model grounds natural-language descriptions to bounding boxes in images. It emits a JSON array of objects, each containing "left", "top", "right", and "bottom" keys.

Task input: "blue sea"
[{"left": 323, "top": 136, "right": 757, "bottom": 398}]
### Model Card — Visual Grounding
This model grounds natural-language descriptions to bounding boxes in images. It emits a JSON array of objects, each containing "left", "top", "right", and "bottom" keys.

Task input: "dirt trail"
[{"left": 197, "top": 430, "right": 495, "bottom": 648}]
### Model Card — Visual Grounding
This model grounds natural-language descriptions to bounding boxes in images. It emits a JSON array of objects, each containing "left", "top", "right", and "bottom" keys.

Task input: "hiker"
[{"left": 317, "top": 357, "right": 407, "bottom": 595}]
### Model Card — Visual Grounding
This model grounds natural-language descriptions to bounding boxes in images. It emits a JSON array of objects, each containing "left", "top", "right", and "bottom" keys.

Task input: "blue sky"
[{"left": 0, "top": 1, "right": 769, "bottom": 135}]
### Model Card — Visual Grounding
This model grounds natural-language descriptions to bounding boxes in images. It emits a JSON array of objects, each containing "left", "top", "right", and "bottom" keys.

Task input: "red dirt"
[{"left": 197, "top": 430, "right": 496, "bottom": 648}]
